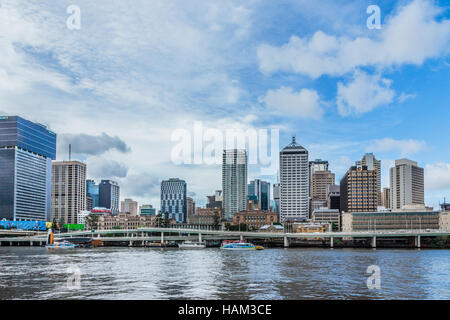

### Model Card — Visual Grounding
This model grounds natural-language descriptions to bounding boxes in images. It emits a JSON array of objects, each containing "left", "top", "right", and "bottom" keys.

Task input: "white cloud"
[
  {"left": 398, "top": 92, "right": 417, "bottom": 103},
  {"left": 337, "top": 71, "right": 395, "bottom": 116},
  {"left": 257, "top": 0, "right": 450, "bottom": 78},
  {"left": 260, "top": 87, "right": 324, "bottom": 119},
  {"left": 366, "top": 138, "right": 426, "bottom": 156},
  {"left": 425, "top": 163, "right": 450, "bottom": 191}
]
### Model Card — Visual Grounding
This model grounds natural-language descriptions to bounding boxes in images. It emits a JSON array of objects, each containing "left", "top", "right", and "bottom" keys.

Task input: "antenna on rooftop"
[{"left": 69, "top": 144, "right": 72, "bottom": 161}]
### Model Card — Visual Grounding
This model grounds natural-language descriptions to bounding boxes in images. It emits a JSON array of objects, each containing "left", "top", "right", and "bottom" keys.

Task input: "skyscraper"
[
  {"left": 222, "top": 149, "right": 248, "bottom": 221},
  {"left": 340, "top": 165, "right": 378, "bottom": 213},
  {"left": 390, "top": 159, "right": 424, "bottom": 210},
  {"left": 161, "top": 178, "right": 187, "bottom": 223},
  {"left": 86, "top": 179, "right": 99, "bottom": 211},
  {"left": 280, "top": 137, "right": 309, "bottom": 221},
  {"left": 382, "top": 187, "right": 391, "bottom": 209},
  {"left": 0, "top": 116, "right": 56, "bottom": 221},
  {"left": 356, "top": 153, "right": 381, "bottom": 205},
  {"left": 99, "top": 180, "right": 120, "bottom": 214},
  {"left": 121, "top": 198, "right": 138, "bottom": 215},
  {"left": 248, "top": 179, "right": 271, "bottom": 211},
  {"left": 52, "top": 161, "right": 87, "bottom": 224},
  {"left": 273, "top": 183, "right": 280, "bottom": 214},
  {"left": 186, "top": 197, "right": 196, "bottom": 219}
]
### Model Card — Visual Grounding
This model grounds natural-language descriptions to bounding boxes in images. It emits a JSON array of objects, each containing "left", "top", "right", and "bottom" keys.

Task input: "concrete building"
[
  {"left": 312, "top": 208, "right": 341, "bottom": 231},
  {"left": 51, "top": 161, "right": 87, "bottom": 224},
  {"left": 187, "top": 215, "right": 216, "bottom": 226},
  {"left": 326, "top": 184, "right": 340, "bottom": 210},
  {"left": 340, "top": 165, "right": 378, "bottom": 213},
  {"left": 77, "top": 210, "right": 91, "bottom": 225},
  {"left": 0, "top": 115, "right": 56, "bottom": 222},
  {"left": 390, "top": 159, "right": 424, "bottom": 210},
  {"left": 161, "top": 178, "right": 187, "bottom": 223},
  {"left": 280, "top": 137, "right": 309, "bottom": 222},
  {"left": 356, "top": 153, "right": 381, "bottom": 205},
  {"left": 381, "top": 188, "right": 391, "bottom": 209},
  {"left": 311, "top": 170, "right": 335, "bottom": 201},
  {"left": 222, "top": 149, "right": 248, "bottom": 221},
  {"left": 120, "top": 198, "right": 138, "bottom": 216},
  {"left": 99, "top": 180, "right": 120, "bottom": 215},
  {"left": 196, "top": 207, "right": 222, "bottom": 218},
  {"left": 233, "top": 211, "right": 278, "bottom": 230},
  {"left": 206, "top": 190, "right": 222, "bottom": 209},
  {"left": 309, "top": 159, "right": 329, "bottom": 183},
  {"left": 259, "top": 224, "right": 284, "bottom": 233},
  {"left": 342, "top": 207, "right": 447, "bottom": 232},
  {"left": 186, "top": 197, "right": 196, "bottom": 219},
  {"left": 248, "top": 179, "right": 271, "bottom": 211}
]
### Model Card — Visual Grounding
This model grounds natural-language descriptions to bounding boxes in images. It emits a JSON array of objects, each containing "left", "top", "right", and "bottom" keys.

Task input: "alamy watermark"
[
  {"left": 367, "top": 5, "right": 381, "bottom": 30},
  {"left": 366, "top": 265, "right": 381, "bottom": 290},
  {"left": 66, "top": 5, "right": 81, "bottom": 30},
  {"left": 171, "top": 121, "right": 279, "bottom": 175},
  {"left": 66, "top": 264, "right": 81, "bottom": 289}
]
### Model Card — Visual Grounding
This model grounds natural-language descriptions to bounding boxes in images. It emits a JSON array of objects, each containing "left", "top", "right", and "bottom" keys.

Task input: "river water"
[{"left": 0, "top": 247, "right": 448, "bottom": 300}]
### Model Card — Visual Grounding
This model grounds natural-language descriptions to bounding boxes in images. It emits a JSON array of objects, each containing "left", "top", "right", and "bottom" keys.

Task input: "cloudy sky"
[{"left": 1, "top": 0, "right": 449, "bottom": 209}]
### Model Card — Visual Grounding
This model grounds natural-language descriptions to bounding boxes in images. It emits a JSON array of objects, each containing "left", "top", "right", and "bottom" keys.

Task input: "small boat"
[
  {"left": 255, "top": 245, "right": 264, "bottom": 250},
  {"left": 45, "top": 229, "right": 78, "bottom": 250},
  {"left": 220, "top": 241, "right": 256, "bottom": 250},
  {"left": 178, "top": 241, "right": 206, "bottom": 249}
]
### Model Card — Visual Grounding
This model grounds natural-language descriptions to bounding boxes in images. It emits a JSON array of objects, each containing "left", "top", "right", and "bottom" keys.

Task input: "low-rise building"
[
  {"left": 342, "top": 209, "right": 448, "bottom": 232},
  {"left": 312, "top": 208, "right": 341, "bottom": 231},
  {"left": 195, "top": 207, "right": 222, "bottom": 218},
  {"left": 439, "top": 211, "right": 450, "bottom": 231},
  {"left": 187, "top": 215, "right": 216, "bottom": 226},
  {"left": 97, "top": 213, "right": 157, "bottom": 230},
  {"left": 233, "top": 211, "right": 278, "bottom": 230},
  {"left": 259, "top": 224, "right": 284, "bottom": 233},
  {"left": 293, "top": 222, "right": 330, "bottom": 233}
]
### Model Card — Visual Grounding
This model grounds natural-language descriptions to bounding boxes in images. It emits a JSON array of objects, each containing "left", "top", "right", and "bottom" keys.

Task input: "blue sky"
[{"left": 0, "top": 0, "right": 449, "bottom": 209}]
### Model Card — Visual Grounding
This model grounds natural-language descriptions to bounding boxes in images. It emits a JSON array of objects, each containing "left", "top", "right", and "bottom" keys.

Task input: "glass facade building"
[
  {"left": 99, "top": 180, "right": 120, "bottom": 214},
  {"left": 161, "top": 178, "right": 187, "bottom": 223},
  {"left": 0, "top": 116, "right": 56, "bottom": 221},
  {"left": 86, "top": 179, "right": 100, "bottom": 211}
]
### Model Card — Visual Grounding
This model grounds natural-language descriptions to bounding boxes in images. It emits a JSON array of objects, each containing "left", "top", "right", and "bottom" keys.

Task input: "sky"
[{"left": 0, "top": 0, "right": 449, "bottom": 209}]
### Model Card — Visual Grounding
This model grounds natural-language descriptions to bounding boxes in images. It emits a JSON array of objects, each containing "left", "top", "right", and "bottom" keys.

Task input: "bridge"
[{"left": 0, "top": 227, "right": 449, "bottom": 248}]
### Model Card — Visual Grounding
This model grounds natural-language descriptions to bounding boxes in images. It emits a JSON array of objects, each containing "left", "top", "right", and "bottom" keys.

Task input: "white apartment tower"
[
  {"left": 390, "top": 159, "right": 424, "bottom": 210},
  {"left": 280, "top": 137, "right": 309, "bottom": 222},
  {"left": 222, "top": 149, "right": 248, "bottom": 221}
]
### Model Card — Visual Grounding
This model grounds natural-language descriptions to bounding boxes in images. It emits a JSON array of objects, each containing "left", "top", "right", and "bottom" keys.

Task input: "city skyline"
[{"left": 0, "top": 0, "right": 449, "bottom": 210}]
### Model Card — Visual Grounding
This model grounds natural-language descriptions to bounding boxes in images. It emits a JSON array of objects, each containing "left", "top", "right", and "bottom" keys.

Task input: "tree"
[
  {"left": 85, "top": 214, "right": 99, "bottom": 230},
  {"left": 213, "top": 214, "right": 221, "bottom": 230}
]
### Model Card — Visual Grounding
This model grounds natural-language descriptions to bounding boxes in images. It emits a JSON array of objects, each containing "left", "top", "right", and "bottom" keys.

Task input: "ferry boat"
[
  {"left": 220, "top": 240, "right": 256, "bottom": 250},
  {"left": 178, "top": 241, "right": 206, "bottom": 249},
  {"left": 45, "top": 229, "right": 78, "bottom": 250}
]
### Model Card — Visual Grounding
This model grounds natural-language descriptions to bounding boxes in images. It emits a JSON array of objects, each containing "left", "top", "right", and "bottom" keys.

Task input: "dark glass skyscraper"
[
  {"left": 161, "top": 178, "right": 187, "bottom": 223},
  {"left": 99, "top": 180, "right": 120, "bottom": 214},
  {"left": 0, "top": 116, "right": 56, "bottom": 221}
]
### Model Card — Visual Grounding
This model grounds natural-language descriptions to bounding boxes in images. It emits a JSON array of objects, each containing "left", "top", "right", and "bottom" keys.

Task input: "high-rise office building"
[
  {"left": 382, "top": 187, "right": 391, "bottom": 209},
  {"left": 0, "top": 116, "right": 56, "bottom": 221},
  {"left": 309, "top": 159, "right": 329, "bottom": 183},
  {"left": 86, "top": 179, "right": 99, "bottom": 211},
  {"left": 99, "top": 180, "right": 120, "bottom": 214},
  {"left": 326, "top": 184, "right": 341, "bottom": 211},
  {"left": 356, "top": 153, "right": 381, "bottom": 205},
  {"left": 280, "top": 137, "right": 309, "bottom": 221},
  {"left": 121, "top": 198, "right": 138, "bottom": 215},
  {"left": 206, "top": 190, "right": 222, "bottom": 209},
  {"left": 390, "top": 159, "right": 424, "bottom": 210},
  {"left": 161, "top": 178, "right": 187, "bottom": 223},
  {"left": 222, "top": 149, "right": 248, "bottom": 221},
  {"left": 340, "top": 165, "right": 378, "bottom": 213},
  {"left": 186, "top": 196, "right": 196, "bottom": 218},
  {"left": 52, "top": 161, "right": 87, "bottom": 224},
  {"left": 273, "top": 183, "right": 280, "bottom": 214},
  {"left": 248, "top": 179, "right": 271, "bottom": 211},
  {"left": 140, "top": 204, "right": 156, "bottom": 216},
  {"left": 311, "top": 170, "right": 335, "bottom": 201}
]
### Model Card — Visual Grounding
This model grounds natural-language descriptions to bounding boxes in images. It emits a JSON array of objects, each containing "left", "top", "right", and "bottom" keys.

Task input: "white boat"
[
  {"left": 220, "top": 241, "right": 256, "bottom": 251},
  {"left": 178, "top": 241, "right": 206, "bottom": 249}
]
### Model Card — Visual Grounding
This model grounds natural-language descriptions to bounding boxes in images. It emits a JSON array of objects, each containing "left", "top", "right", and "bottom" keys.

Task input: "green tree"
[
  {"left": 85, "top": 214, "right": 99, "bottom": 230},
  {"left": 213, "top": 214, "right": 221, "bottom": 230}
]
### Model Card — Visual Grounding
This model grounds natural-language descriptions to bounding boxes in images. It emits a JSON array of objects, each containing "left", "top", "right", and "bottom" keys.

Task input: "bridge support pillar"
[
  {"left": 415, "top": 235, "right": 421, "bottom": 248},
  {"left": 161, "top": 232, "right": 164, "bottom": 244},
  {"left": 371, "top": 236, "right": 377, "bottom": 248},
  {"left": 10, "top": 242, "right": 13, "bottom": 246},
  {"left": 284, "top": 236, "right": 290, "bottom": 248},
  {"left": 240, "top": 235, "right": 244, "bottom": 242},
  {"left": 199, "top": 233, "right": 202, "bottom": 243},
  {"left": 129, "top": 241, "right": 133, "bottom": 247},
  {"left": 330, "top": 236, "right": 334, "bottom": 248}
]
